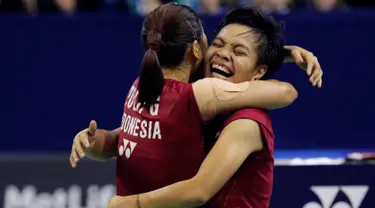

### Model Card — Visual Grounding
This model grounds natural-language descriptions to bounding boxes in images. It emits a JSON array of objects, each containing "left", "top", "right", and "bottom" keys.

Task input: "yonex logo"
[
  {"left": 303, "top": 186, "right": 369, "bottom": 208},
  {"left": 118, "top": 138, "right": 137, "bottom": 159}
]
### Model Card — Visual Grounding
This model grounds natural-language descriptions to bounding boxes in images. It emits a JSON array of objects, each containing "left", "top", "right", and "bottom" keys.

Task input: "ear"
[
  {"left": 191, "top": 40, "right": 203, "bottom": 61},
  {"left": 252, "top": 65, "right": 267, "bottom": 80}
]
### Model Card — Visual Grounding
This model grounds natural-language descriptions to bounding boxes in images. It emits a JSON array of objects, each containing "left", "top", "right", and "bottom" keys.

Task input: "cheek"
[
  {"left": 204, "top": 48, "right": 215, "bottom": 75},
  {"left": 234, "top": 58, "right": 251, "bottom": 74},
  {"left": 205, "top": 47, "right": 215, "bottom": 61},
  {"left": 204, "top": 47, "right": 216, "bottom": 66},
  {"left": 203, "top": 40, "right": 209, "bottom": 51},
  {"left": 233, "top": 58, "right": 256, "bottom": 81}
]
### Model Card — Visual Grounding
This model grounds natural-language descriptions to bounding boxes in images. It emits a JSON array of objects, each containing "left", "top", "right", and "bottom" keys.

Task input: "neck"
[{"left": 162, "top": 66, "right": 191, "bottom": 83}]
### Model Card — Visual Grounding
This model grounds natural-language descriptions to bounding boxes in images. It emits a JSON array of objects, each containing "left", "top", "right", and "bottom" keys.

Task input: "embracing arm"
[
  {"left": 108, "top": 119, "right": 263, "bottom": 208},
  {"left": 192, "top": 78, "right": 297, "bottom": 121}
]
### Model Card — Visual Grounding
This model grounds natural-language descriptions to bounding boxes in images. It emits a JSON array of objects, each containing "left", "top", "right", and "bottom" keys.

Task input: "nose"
[{"left": 216, "top": 48, "right": 230, "bottom": 62}]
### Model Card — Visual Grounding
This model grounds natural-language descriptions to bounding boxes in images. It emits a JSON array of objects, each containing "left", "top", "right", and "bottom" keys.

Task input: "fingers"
[
  {"left": 88, "top": 120, "right": 97, "bottom": 136},
  {"left": 78, "top": 133, "right": 90, "bottom": 149},
  {"left": 304, "top": 53, "right": 315, "bottom": 76},
  {"left": 70, "top": 143, "right": 85, "bottom": 168},
  {"left": 317, "top": 78, "right": 323, "bottom": 88},
  {"left": 310, "top": 70, "right": 323, "bottom": 87},
  {"left": 302, "top": 54, "right": 322, "bottom": 87},
  {"left": 308, "top": 57, "right": 323, "bottom": 87},
  {"left": 70, "top": 132, "right": 90, "bottom": 168},
  {"left": 70, "top": 121, "right": 98, "bottom": 168},
  {"left": 289, "top": 46, "right": 323, "bottom": 88},
  {"left": 306, "top": 62, "right": 313, "bottom": 77},
  {"left": 291, "top": 50, "right": 304, "bottom": 66},
  {"left": 70, "top": 147, "right": 79, "bottom": 168},
  {"left": 70, "top": 145, "right": 82, "bottom": 168}
]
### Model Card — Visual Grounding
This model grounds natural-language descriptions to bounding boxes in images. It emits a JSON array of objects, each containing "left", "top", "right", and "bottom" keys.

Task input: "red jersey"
[
  {"left": 116, "top": 78, "right": 205, "bottom": 196},
  {"left": 205, "top": 108, "right": 274, "bottom": 208}
]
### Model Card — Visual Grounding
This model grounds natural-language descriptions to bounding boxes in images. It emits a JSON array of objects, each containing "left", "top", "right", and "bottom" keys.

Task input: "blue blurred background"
[{"left": 0, "top": 0, "right": 374, "bottom": 208}]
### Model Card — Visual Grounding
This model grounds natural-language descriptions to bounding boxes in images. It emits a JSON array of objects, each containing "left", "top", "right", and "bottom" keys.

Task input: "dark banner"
[
  {"left": 0, "top": 156, "right": 374, "bottom": 208},
  {"left": 1, "top": 11, "right": 375, "bottom": 151}
]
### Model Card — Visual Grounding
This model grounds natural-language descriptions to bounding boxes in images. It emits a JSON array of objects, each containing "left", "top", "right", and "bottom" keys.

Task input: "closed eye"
[
  {"left": 234, "top": 51, "right": 247, "bottom": 56},
  {"left": 212, "top": 41, "right": 223, "bottom": 47}
]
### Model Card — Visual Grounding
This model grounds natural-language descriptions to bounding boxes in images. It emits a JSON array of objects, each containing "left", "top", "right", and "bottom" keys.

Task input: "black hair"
[
  {"left": 138, "top": 3, "right": 203, "bottom": 108},
  {"left": 213, "top": 8, "right": 285, "bottom": 78}
]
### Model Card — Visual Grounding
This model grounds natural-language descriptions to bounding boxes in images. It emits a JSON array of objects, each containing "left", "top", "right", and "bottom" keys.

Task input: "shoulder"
[
  {"left": 220, "top": 119, "right": 263, "bottom": 152},
  {"left": 223, "top": 108, "right": 274, "bottom": 153},
  {"left": 160, "top": 79, "right": 194, "bottom": 102},
  {"left": 222, "top": 119, "right": 260, "bottom": 135},
  {"left": 223, "top": 108, "right": 274, "bottom": 145},
  {"left": 164, "top": 79, "right": 191, "bottom": 91}
]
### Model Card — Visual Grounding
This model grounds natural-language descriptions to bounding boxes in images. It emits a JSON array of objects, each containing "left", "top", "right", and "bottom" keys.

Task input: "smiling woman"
[{"left": 205, "top": 8, "right": 285, "bottom": 83}]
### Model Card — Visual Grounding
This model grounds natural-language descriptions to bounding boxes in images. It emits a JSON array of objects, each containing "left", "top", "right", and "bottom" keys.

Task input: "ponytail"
[{"left": 138, "top": 28, "right": 164, "bottom": 108}]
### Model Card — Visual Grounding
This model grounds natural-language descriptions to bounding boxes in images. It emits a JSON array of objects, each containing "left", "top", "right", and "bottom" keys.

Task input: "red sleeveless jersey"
[
  {"left": 116, "top": 78, "right": 205, "bottom": 196},
  {"left": 205, "top": 108, "right": 275, "bottom": 208}
]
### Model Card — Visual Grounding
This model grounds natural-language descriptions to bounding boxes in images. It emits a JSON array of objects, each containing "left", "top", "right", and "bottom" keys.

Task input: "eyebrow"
[{"left": 214, "top": 36, "right": 225, "bottom": 43}]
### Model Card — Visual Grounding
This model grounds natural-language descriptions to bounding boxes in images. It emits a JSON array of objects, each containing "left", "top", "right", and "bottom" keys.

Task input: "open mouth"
[{"left": 210, "top": 63, "right": 233, "bottom": 78}]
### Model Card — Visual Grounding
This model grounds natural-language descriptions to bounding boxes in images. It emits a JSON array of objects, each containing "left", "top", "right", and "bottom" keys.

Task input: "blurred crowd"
[{"left": 0, "top": 0, "right": 374, "bottom": 15}]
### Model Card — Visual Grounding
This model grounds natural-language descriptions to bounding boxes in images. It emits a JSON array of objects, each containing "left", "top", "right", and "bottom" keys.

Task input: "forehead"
[{"left": 215, "top": 23, "right": 256, "bottom": 45}]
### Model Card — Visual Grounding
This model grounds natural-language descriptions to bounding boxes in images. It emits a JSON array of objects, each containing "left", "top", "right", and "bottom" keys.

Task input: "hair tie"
[
  {"left": 152, "top": 27, "right": 163, "bottom": 35},
  {"left": 148, "top": 42, "right": 160, "bottom": 52}
]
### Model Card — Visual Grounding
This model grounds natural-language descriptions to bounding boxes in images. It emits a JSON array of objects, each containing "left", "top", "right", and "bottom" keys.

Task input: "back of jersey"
[{"left": 116, "top": 78, "right": 205, "bottom": 195}]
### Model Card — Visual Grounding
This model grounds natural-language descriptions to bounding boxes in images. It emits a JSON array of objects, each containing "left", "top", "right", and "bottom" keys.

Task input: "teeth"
[{"left": 212, "top": 64, "right": 231, "bottom": 74}]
